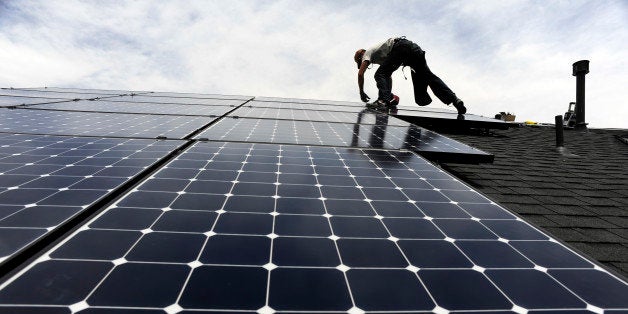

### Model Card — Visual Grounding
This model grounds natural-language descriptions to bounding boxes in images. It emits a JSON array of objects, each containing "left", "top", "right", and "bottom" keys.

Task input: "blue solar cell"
[
  {"left": 87, "top": 263, "right": 189, "bottom": 307},
  {"left": 231, "top": 105, "right": 409, "bottom": 125},
  {"left": 0, "top": 134, "right": 183, "bottom": 264},
  {"left": 269, "top": 268, "right": 352, "bottom": 311},
  {"left": 0, "top": 108, "right": 213, "bottom": 139},
  {"left": 0, "top": 141, "right": 626, "bottom": 313},
  {"left": 180, "top": 266, "right": 267, "bottom": 310},
  {"left": 347, "top": 269, "right": 435, "bottom": 311},
  {"left": 420, "top": 269, "right": 513, "bottom": 310},
  {"left": 485, "top": 269, "right": 587, "bottom": 309},
  {"left": 0, "top": 88, "right": 120, "bottom": 99},
  {"left": 200, "top": 235, "right": 270, "bottom": 265},
  {"left": 0, "top": 95, "right": 71, "bottom": 107},
  {"left": 31, "top": 100, "right": 235, "bottom": 116},
  {"left": 195, "top": 117, "right": 492, "bottom": 162}
]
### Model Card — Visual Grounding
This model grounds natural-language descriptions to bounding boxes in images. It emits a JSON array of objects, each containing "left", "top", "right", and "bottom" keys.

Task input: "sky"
[{"left": 0, "top": 0, "right": 626, "bottom": 128}]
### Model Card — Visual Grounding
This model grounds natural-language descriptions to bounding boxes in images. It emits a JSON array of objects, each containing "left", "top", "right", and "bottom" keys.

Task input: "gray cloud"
[{"left": 0, "top": 0, "right": 626, "bottom": 127}]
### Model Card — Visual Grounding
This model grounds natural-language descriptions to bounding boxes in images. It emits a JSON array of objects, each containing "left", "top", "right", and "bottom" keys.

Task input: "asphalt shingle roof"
[{"left": 438, "top": 125, "right": 628, "bottom": 278}]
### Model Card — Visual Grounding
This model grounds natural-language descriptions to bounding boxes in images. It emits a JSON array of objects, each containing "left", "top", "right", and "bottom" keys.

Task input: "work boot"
[
  {"left": 451, "top": 98, "right": 466, "bottom": 115},
  {"left": 385, "top": 95, "right": 399, "bottom": 113},
  {"left": 366, "top": 99, "right": 388, "bottom": 110},
  {"left": 389, "top": 94, "right": 399, "bottom": 107}
]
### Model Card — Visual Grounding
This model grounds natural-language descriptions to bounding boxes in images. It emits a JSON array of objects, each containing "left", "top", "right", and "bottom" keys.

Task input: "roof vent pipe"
[
  {"left": 572, "top": 60, "right": 589, "bottom": 130},
  {"left": 555, "top": 115, "right": 564, "bottom": 147}
]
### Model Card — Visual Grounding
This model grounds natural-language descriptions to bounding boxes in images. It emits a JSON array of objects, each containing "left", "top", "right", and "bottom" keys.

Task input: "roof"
[
  {"left": 1, "top": 87, "right": 627, "bottom": 312},
  {"left": 438, "top": 125, "right": 628, "bottom": 278}
]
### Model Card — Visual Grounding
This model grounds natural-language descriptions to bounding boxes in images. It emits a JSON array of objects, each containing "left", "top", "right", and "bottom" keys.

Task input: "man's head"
[{"left": 354, "top": 49, "right": 365, "bottom": 69}]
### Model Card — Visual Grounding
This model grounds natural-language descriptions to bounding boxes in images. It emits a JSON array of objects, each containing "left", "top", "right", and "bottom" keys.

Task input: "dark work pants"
[{"left": 374, "top": 38, "right": 456, "bottom": 106}]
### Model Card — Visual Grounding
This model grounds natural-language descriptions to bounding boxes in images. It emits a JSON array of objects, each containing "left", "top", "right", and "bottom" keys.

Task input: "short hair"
[{"left": 354, "top": 49, "right": 365, "bottom": 69}]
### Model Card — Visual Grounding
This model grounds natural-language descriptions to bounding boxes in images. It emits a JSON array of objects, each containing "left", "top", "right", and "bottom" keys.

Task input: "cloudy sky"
[{"left": 0, "top": 1, "right": 626, "bottom": 128}]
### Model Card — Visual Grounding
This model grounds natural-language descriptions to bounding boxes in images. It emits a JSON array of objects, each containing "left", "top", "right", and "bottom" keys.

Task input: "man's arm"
[{"left": 358, "top": 60, "right": 371, "bottom": 102}]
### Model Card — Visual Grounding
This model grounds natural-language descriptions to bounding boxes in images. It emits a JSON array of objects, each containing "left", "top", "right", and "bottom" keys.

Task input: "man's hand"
[{"left": 360, "top": 91, "right": 370, "bottom": 102}]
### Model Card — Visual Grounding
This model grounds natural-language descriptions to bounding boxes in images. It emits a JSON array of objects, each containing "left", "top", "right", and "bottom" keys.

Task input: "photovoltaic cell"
[
  {"left": 247, "top": 100, "right": 366, "bottom": 113},
  {"left": 30, "top": 100, "right": 234, "bottom": 117},
  {"left": 194, "top": 117, "right": 493, "bottom": 162},
  {"left": 255, "top": 96, "right": 364, "bottom": 107},
  {"left": 231, "top": 106, "right": 408, "bottom": 125},
  {"left": 0, "top": 89, "right": 121, "bottom": 100},
  {"left": 0, "top": 133, "right": 183, "bottom": 264},
  {"left": 0, "top": 95, "right": 72, "bottom": 108},
  {"left": 393, "top": 106, "right": 511, "bottom": 130},
  {"left": 0, "top": 108, "right": 213, "bottom": 139},
  {"left": 7, "top": 87, "right": 136, "bottom": 95},
  {"left": 107, "top": 95, "right": 249, "bottom": 106},
  {"left": 140, "top": 91, "right": 252, "bottom": 100},
  {"left": 0, "top": 141, "right": 625, "bottom": 313}
]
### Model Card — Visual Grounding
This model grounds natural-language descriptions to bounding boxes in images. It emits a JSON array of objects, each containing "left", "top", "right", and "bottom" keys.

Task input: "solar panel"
[
  {"left": 0, "top": 133, "right": 184, "bottom": 265},
  {"left": 30, "top": 100, "right": 235, "bottom": 117},
  {"left": 6, "top": 87, "right": 136, "bottom": 95},
  {"left": 247, "top": 100, "right": 366, "bottom": 113},
  {"left": 0, "top": 108, "right": 213, "bottom": 139},
  {"left": 0, "top": 95, "right": 72, "bottom": 108},
  {"left": 0, "top": 141, "right": 625, "bottom": 313},
  {"left": 107, "top": 95, "right": 250, "bottom": 106},
  {"left": 231, "top": 106, "right": 409, "bottom": 125},
  {"left": 0, "top": 89, "right": 122, "bottom": 101},
  {"left": 141, "top": 91, "right": 252, "bottom": 100},
  {"left": 256, "top": 96, "right": 364, "bottom": 107},
  {"left": 195, "top": 117, "right": 494, "bottom": 163},
  {"left": 393, "top": 106, "right": 512, "bottom": 130}
]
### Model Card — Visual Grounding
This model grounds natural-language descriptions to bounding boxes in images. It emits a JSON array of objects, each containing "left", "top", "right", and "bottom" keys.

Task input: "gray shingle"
[
  {"left": 575, "top": 228, "right": 628, "bottom": 243},
  {"left": 439, "top": 126, "right": 628, "bottom": 278},
  {"left": 569, "top": 242, "right": 628, "bottom": 263},
  {"left": 542, "top": 227, "right": 590, "bottom": 242}
]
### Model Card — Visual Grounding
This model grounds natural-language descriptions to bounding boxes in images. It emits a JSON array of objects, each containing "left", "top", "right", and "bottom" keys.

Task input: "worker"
[{"left": 355, "top": 37, "right": 466, "bottom": 114}]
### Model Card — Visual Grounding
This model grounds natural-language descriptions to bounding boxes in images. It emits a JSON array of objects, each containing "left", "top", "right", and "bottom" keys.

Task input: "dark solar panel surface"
[
  {"left": 107, "top": 95, "right": 249, "bottom": 106},
  {"left": 195, "top": 117, "right": 492, "bottom": 157},
  {"left": 395, "top": 106, "right": 508, "bottom": 124},
  {"left": 31, "top": 100, "right": 234, "bottom": 117},
  {"left": 245, "top": 100, "right": 366, "bottom": 113},
  {"left": 0, "top": 108, "right": 211, "bottom": 138},
  {"left": 0, "top": 89, "right": 120, "bottom": 100},
  {"left": 141, "top": 91, "right": 252, "bottom": 100},
  {"left": 0, "top": 95, "right": 71, "bottom": 107},
  {"left": 0, "top": 134, "right": 183, "bottom": 263},
  {"left": 231, "top": 106, "right": 408, "bottom": 125},
  {"left": 0, "top": 87, "right": 625, "bottom": 314},
  {"left": 393, "top": 105, "right": 512, "bottom": 130},
  {"left": 5, "top": 87, "right": 136, "bottom": 95},
  {"left": 256, "top": 96, "right": 364, "bottom": 107},
  {"left": 0, "top": 141, "right": 625, "bottom": 313}
]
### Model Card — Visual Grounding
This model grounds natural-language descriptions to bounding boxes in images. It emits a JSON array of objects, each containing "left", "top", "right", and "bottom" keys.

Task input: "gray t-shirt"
[{"left": 363, "top": 38, "right": 396, "bottom": 65}]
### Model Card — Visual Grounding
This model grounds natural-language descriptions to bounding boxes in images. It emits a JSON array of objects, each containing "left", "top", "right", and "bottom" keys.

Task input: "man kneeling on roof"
[{"left": 355, "top": 37, "right": 466, "bottom": 115}]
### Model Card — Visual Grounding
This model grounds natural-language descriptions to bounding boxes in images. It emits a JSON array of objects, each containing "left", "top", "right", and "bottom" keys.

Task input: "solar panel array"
[
  {"left": 0, "top": 87, "right": 626, "bottom": 314},
  {"left": 392, "top": 106, "right": 512, "bottom": 130}
]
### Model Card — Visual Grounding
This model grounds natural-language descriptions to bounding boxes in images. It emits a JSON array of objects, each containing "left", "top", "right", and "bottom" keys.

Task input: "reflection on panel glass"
[
  {"left": 231, "top": 106, "right": 408, "bottom": 125},
  {"left": 195, "top": 115, "right": 491, "bottom": 158},
  {"left": 32, "top": 100, "right": 235, "bottom": 117},
  {"left": 0, "top": 95, "right": 71, "bottom": 107},
  {"left": 0, "top": 142, "right": 624, "bottom": 313},
  {"left": 247, "top": 100, "right": 366, "bottom": 113},
  {"left": 6, "top": 87, "right": 134, "bottom": 95},
  {"left": 0, "top": 89, "right": 121, "bottom": 100},
  {"left": 255, "top": 96, "right": 364, "bottom": 107},
  {"left": 106, "top": 95, "right": 249, "bottom": 106},
  {"left": 140, "top": 91, "right": 252, "bottom": 100},
  {"left": 0, "top": 108, "right": 213, "bottom": 139},
  {"left": 395, "top": 106, "right": 508, "bottom": 124},
  {"left": 0, "top": 134, "right": 183, "bottom": 264}
]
